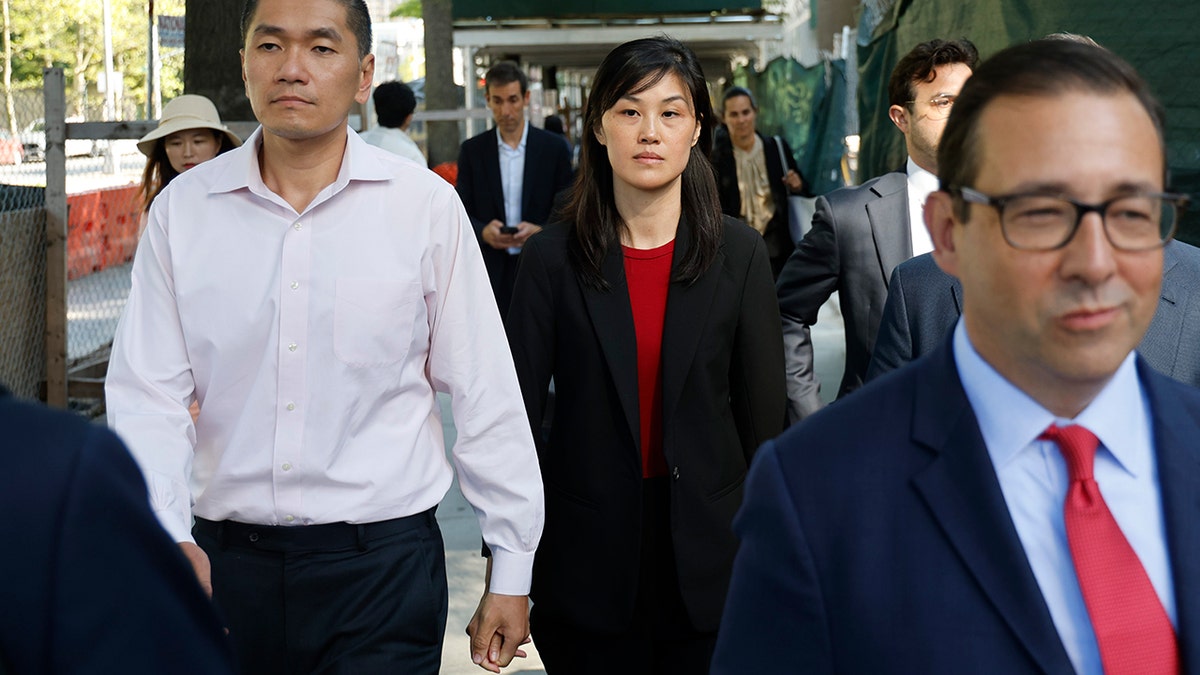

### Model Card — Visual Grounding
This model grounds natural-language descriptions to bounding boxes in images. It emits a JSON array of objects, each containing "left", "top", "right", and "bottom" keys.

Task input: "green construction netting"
[
  {"left": 856, "top": 0, "right": 1200, "bottom": 242},
  {"left": 731, "top": 56, "right": 851, "bottom": 197}
]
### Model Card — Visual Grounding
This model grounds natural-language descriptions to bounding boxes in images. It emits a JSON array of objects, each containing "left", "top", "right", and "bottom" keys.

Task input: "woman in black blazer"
[{"left": 505, "top": 36, "right": 787, "bottom": 674}]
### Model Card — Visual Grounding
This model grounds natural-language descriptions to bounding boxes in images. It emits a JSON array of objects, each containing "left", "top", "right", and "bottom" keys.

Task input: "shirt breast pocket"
[{"left": 333, "top": 278, "right": 423, "bottom": 367}]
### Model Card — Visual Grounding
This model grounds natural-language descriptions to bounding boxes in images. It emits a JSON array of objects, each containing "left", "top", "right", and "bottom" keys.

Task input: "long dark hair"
[
  {"left": 139, "top": 130, "right": 237, "bottom": 212},
  {"left": 565, "top": 35, "right": 722, "bottom": 290}
]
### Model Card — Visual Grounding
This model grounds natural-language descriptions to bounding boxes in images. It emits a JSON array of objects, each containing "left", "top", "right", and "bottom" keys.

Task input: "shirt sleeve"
[
  {"left": 105, "top": 194, "right": 200, "bottom": 543},
  {"left": 423, "top": 183, "right": 545, "bottom": 595}
]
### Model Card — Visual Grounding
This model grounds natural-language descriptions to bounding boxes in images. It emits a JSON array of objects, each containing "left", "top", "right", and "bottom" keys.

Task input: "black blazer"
[
  {"left": 505, "top": 216, "right": 786, "bottom": 632},
  {"left": 714, "top": 341, "right": 1200, "bottom": 673},
  {"left": 868, "top": 242, "right": 1200, "bottom": 385},
  {"left": 0, "top": 387, "right": 234, "bottom": 674},
  {"left": 712, "top": 128, "right": 807, "bottom": 273},
  {"left": 455, "top": 125, "right": 573, "bottom": 317}
]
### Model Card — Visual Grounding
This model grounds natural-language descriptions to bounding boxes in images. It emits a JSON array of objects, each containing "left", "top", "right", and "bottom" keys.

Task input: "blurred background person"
[
  {"left": 360, "top": 80, "right": 427, "bottom": 166},
  {"left": 137, "top": 94, "right": 241, "bottom": 237},
  {"left": 542, "top": 113, "right": 575, "bottom": 166},
  {"left": 711, "top": 86, "right": 808, "bottom": 277},
  {"left": 505, "top": 36, "right": 786, "bottom": 675}
]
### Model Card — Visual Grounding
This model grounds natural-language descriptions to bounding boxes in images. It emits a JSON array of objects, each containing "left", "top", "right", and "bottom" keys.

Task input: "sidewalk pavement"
[{"left": 434, "top": 294, "right": 845, "bottom": 673}]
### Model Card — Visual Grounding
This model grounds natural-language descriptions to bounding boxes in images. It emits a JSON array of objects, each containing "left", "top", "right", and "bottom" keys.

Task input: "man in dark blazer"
[
  {"left": 711, "top": 86, "right": 808, "bottom": 277},
  {"left": 456, "top": 60, "right": 572, "bottom": 318},
  {"left": 868, "top": 243, "right": 1200, "bottom": 384},
  {"left": 715, "top": 40, "right": 1199, "bottom": 674},
  {"left": 0, "top": 386, "right": 234, "bottom": 674},
  {"left": 776, "top": 38, "right": 977, "bottom": 421}
]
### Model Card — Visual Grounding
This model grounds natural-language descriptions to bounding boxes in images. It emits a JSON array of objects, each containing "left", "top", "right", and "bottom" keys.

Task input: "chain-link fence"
[{"left": 0, "top": 70, "right": 151, "bottom": 410}]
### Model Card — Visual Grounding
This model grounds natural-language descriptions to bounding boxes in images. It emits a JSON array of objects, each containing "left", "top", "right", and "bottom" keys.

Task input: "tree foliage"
[{"left": 5, "top": 0, "right": 187, "bottom": 120}]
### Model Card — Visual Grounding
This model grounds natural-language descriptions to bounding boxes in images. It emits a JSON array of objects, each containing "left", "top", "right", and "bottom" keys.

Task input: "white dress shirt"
[
  {"left": 498, "top": 121, "right": 528, "bottom": 255},
  {"left": 357, "top": 125, "right": 427, "bottom": 166},
  {"left": 905, "top": 157, "right": 937, "bottom": 256},
  {"left": 106, "top": 127, "right": 544, "bottom": 594},
  {"left": 953, "top": 321, "right": 1175, "bottom": 675}
]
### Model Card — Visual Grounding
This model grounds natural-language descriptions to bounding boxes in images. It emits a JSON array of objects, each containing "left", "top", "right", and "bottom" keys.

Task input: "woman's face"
[
  {"left": 163, "top": 128, "right": 220, "bottom": 173},
  {"left": 595, "top": 72, "right": 701, "bottom": 197}
]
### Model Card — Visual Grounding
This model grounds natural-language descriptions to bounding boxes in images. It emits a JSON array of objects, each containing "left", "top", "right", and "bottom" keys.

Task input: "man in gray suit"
[
  {"left": 868, "top": 242, "right": 1200, "bottom": 384},
  {"left": 776, "top": 38, "right": 977, "bottom": 422}
]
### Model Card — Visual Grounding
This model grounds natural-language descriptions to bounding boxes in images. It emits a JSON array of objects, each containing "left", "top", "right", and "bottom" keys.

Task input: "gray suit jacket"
[
  {"left": 867, "top": 241, "right": 1200, "bottom": 385},
  {"left": 776, "top": 171, "right": 911, "bottom": 422}
]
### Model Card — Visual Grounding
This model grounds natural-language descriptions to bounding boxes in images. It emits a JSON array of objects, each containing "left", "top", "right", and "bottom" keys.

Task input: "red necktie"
[{"left": 1039, "top": 424, "right": 1179, "bottom": 674}]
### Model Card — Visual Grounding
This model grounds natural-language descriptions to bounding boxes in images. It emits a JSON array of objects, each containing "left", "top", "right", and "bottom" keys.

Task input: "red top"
[{"left": 622, "top": 239, "right": 675, "bottom": 479}]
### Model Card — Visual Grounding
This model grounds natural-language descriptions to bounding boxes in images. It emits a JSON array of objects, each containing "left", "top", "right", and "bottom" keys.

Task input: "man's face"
[
  {"left": 929, "top": 90, "right": 1164, "bottom": 415},
  {"left": 487, "top": 80, "right": 529, "bottom": 137},
  {"left": 723, "top": 94, "right": 757, "bottom": 147},
  {"left": 240, "top": 0, "right": 374, "bottom": 141},
  {"left": 889, "top": 61, "right": 972, "bottom": 172}
]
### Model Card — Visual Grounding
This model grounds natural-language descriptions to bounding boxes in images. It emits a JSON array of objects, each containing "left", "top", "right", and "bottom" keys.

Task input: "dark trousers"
[
  {"left": 194, "top": 509, "right": 447, "bottom": 675},
  {"left": 532, "top": 478, "right": 717, "bottom": 675}
]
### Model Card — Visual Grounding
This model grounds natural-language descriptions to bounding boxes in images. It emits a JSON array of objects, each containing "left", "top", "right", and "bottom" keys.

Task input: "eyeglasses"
[
  {"left": 950, "top": 186, "right": 1189, "bottom": 252},
  {"left": 908, "top": 94, "right": 956, "bottom": 120}
]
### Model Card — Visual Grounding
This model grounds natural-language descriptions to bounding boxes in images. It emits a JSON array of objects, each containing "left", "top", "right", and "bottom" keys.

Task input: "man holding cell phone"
[{"left": 457, "top": 60, "right": 573, "bottom": 318}]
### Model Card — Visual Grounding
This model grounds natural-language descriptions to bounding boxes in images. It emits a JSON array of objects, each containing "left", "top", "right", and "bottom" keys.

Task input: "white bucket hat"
[{"left": 137, "top": 94, "right": 242, "bottom": 156}]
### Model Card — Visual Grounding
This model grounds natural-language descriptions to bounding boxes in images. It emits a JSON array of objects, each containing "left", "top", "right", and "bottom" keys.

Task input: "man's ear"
[
  {"left": 888, "top": 104, "right": 909, "bottom": 135},
  {"left": 926, "top": 190, "right": 961, "bottom": 278}
]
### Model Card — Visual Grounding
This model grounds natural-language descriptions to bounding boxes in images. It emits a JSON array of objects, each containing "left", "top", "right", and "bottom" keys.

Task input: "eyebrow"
[
  {"left": 621, "top": 93, "right": 688, "bottom": 105},
  {"left": 1001, "top": 180, "right": 1162, "bottom": 196},
  {"left": 252, "top": 24, "right": 344, "bottom": 43}
]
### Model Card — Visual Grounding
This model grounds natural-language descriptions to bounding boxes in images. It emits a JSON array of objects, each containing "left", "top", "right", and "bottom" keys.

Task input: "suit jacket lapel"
[
  {"left": 1139, "top": 243, "right": 1184, "bottom": 376},
  {"left": 1140, "top": 361, "right": 1200, "bottom": 666},
  {"left": 580, "top": 243, "right": 641, "bottom": 450},
  {"left": 484, "top": 129, "right": 505, "bottom": 220},
  {"left": 661, "top": 219, "right": 722, "bottom": 431},
  {"left": 910, "top": 341, "right": 1075, "bottom": 674},
  {"left": 866, "top": 175, "right": 912, "bottom": 285}
]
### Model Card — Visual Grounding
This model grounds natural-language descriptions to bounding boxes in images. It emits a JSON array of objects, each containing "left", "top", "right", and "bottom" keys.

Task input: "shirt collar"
[
  {"left": 208, "top": 125, "right": 393, "bottom": 208},
  {"left": 906, "top": 157, "right": 939, "bottom": 197},
  {"left": 497, "top": 121, "right": 529, "bottom": 152},
  {"left": 953, "top": 319, "right": 1149, "bottom": 477}
]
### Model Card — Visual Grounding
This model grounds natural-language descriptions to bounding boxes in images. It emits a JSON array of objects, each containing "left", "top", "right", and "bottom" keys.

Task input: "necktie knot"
[{"left": 1039, "top": 423, "right": 1099, "bottom": 482}]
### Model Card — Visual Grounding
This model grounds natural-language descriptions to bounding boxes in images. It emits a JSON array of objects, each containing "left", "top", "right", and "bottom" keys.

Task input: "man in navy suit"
[
  {"left": 456, "top": 61, "right": 573, "bottom": 318},
  {"left": 868, "top": 242, "right": 1200, "bottom": 385},
  {"left": 714, "top": 39, "right": 1199, "bottom": 674},
  {"left": 0, "top": 386, "right": 234, "bottom": 674}
]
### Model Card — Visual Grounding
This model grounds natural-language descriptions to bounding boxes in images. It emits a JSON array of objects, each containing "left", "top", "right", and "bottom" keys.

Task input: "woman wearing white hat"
[{"left": 137, "top": 94, "right": 241, "bottom": 224}]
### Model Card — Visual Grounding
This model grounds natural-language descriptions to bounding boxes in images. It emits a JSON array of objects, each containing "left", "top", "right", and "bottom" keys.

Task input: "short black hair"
[
  {"left": 887, "top": 38, "right": 979, "bottom": 108},
  {"left": 241, "top": 0, "right": 372, "bottom": 61},
  {"left": 373, "top": 81, "right": 417, "bottom": 128},
  {"left": 721, "top": 86, "right": 757, "bottom": 112},
  {"left": 485, "top": 61, "right": 529, "bottom": 96},
  {"left": 939, "top": 38, "right": 1166, "bottom": 219}
]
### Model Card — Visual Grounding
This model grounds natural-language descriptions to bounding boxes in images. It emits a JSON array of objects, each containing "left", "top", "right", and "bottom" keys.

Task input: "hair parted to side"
[
  {"left": 241, "top": 0, "right": 373, "bottom": 60},
  {"left": 485, "top": 61, "right": 529, "bottom": 96},
  {"left": 373, "top": 81, "right": 417, "bottom": 127},
  {"left": 139, "top": 131, "right": 237, "bottom": 212},
  {"left": 938, "top": 38, "right": 1166, "bottom": 221},
  {"left": 887, "top": 38, "right": 979, "bottom": 108},
  {"left": 721, "top": 85, "right": 757, "bottom": 112},
  {"left": 565, "top": 35, "right": 722, "bottom": 290}
]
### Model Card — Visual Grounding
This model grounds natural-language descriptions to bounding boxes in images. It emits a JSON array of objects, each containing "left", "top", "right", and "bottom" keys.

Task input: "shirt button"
[
  {"left": 672, "top": 466, "right": 680, "bottom": 480},
  {"left": 291, "top": 281, "right": 299, "bottom": 290},
  {"left": 282, "top": 462, "right": 292, "bottom": 471},
  {"left": 285, "top": 515, "right": 295, "bottom": 523},
  {"left": 286, "top": 402, "right": 295, "bottom": 411},
  {"left": 288, "top": 343, "right": 298, "bottom": 352},
  {"left": 293, "top": 221, "right": 303, "bottom": 230}
]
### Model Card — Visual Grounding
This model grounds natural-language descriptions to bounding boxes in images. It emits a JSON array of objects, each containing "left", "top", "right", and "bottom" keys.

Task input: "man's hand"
[
  {"left": 783, "top": 169, "right": 804, "bottom": 193},
  {"left": 482, "top": 220, "right": 520, "bottom": 250},
  {"left": 512, "top": 221, "right": 542, "bottom": 245},
  {"left": 179, "top": 541, "right": 213, "bottom": 597},
  {"left": 466, "top": 592, "right": 531, "bottom": 672}
]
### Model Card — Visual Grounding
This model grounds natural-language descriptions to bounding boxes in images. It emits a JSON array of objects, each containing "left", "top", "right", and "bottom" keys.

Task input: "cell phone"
[{"left": 499, "top": 225, "right": 519, "bottom": 235}]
